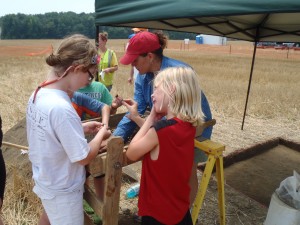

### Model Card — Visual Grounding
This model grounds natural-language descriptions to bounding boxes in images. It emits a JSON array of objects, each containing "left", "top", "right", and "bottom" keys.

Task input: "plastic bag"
[{"left": 275, "top": 170, "right": 300, "bottom": 209}]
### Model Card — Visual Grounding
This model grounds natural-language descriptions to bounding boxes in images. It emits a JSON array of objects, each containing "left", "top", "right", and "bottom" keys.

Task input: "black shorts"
[
  {"left": 0, "top": 149, "right": 6, "bottom": 203},
  {"left": 141, "top": 210, "right": 192, "bottom": 225}
]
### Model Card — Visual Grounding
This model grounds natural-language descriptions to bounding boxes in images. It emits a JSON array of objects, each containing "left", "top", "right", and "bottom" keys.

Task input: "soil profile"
[{"left": 224, "top": 144, "right": 300, "bottom": 206}]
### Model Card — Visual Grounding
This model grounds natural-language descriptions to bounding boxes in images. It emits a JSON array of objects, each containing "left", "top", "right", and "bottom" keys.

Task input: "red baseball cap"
[{"left": 120, "top": 31, "right": 161, "bottom": 65}]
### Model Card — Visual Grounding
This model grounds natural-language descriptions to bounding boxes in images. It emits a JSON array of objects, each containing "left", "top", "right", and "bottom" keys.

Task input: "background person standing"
[{"left": 96, "top": 32, "right": 118, "bottom": 92}]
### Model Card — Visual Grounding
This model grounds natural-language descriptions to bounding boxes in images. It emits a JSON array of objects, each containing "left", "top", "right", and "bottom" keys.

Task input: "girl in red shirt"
[{"left": 126, "top": 67, "right": 204, "bottom": 225}]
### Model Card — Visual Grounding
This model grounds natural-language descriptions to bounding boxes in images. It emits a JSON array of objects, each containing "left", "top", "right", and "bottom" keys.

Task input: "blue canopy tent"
[{"left": 94, "top": 0, "right": 300, "bottom": 128}]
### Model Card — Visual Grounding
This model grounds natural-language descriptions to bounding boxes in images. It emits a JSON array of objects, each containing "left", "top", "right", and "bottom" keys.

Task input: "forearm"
[
  {"left": 131, "top": 115, "right": 154, "bottom": 143},
  {"left": 129, "top": 114, "right": 145, "bottom": 128},
  {"left": 128, "top": 67, "right": 134, "bottom": 84},
  {"left": 106, "top": 65, "right": 118, "bottom": 73},
  {"left": 130, "top": 66, "right": 134, "bottom": 77},
  {"left": 78, "top": 131, "right": 104, "bottom": 165},
  {"left": 110, "top": 105, "right": 118, "bottom": 115},
  {"left": 101, "top": 105, "right": 110, "bottom": 125}
]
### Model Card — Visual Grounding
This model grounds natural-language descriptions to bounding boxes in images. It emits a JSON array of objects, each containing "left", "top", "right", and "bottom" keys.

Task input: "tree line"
[{"left": 0, "top": 12, "right": 197, "bottom": 40}]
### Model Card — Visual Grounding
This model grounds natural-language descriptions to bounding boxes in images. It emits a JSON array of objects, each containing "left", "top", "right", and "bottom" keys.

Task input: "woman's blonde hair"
[
  {"left": 154, "top": 67, "right": 204, "bottom": 126},
  {"left": 46, "top": 34, "right": 97, "bottom": 75}
]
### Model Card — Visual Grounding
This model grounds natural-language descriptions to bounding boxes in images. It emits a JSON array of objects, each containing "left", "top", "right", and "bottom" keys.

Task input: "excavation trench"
[{"left": 220, "top": 138, "right": 300, "bottom": 206}]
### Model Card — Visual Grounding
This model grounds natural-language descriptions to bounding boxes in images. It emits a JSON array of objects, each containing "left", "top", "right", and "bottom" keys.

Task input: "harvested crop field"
[{"left": 0, "top": 39, "right": 299, "bottom": 224}]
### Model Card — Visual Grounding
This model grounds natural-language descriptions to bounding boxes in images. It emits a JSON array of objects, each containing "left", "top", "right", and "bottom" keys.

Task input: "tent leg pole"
[
  {"left": 95, "top": 25, "right": 99, "bottom": 46},
  {"left": 241, "top": 40, "right": 257, "bottom": 130}
]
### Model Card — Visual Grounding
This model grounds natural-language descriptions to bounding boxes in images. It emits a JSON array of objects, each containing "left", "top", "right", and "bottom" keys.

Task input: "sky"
[{"left": 0, "top": 0, "right": 95, "bottom": 17}]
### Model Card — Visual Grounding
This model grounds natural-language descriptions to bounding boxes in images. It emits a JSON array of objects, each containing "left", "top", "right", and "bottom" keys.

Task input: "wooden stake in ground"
[{"left": 2, "top": 141, "right": 28, "bottom": 150}]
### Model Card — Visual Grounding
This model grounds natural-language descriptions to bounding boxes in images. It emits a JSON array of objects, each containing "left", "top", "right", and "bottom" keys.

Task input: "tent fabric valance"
[{"left": 95, "top": 0, "right": 300, "bottom": 42}]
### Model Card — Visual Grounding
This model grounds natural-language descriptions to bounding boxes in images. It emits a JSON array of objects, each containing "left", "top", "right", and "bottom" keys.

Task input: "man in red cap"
[
  {"left": 126, "top": 28, "right": 149, "bottom": 84},
  {"left": 121, "top": 32, "right": 161, "bottom": 65}
]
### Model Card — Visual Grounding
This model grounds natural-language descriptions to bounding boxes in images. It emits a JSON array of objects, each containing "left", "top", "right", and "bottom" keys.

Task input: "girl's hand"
[
  {"left": 97, "top": 125, "right": 111, "bottom": 139},
  {"left": 83, "top": 121, "right": 103, "bottom": 134},
  {"left": 122, "top": 99, "right": 139, "bottom": 120},
  {"left": 149, "top": 107, "right": 165, "bottom": 122},
  {"left": 111, "top": 94, "right": 123, "bottom": 109},
  {"left": 102, "top": 68, "right": 109, "bottom": 73}
]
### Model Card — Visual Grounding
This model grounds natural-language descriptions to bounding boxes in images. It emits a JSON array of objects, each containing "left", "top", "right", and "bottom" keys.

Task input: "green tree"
[{"left": 0, "top": 12, "right": 197, "bottom": 40}]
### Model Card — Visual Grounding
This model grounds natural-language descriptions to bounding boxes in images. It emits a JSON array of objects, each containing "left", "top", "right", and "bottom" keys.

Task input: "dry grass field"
[{"left": 0, "top": 38, "right": 299, "bottom": 224}]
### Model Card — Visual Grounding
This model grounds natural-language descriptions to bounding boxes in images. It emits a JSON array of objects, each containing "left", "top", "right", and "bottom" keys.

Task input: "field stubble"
[{"left": 0, "top": 39, "right": 299, "bottom": 224}]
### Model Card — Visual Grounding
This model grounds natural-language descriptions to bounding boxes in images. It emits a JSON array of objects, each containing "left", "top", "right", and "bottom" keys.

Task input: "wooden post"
[
  {"left": 84, "top": 136, "right": 124, "bottom": 225},
  {"left": 101, "top": 136, "right": 124, "bottom": 225}
]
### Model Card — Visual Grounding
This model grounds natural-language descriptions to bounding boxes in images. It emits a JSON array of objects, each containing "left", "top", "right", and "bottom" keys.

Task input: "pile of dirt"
[{"left": 2, "top": 117, "right": 31, "bottom": 180}]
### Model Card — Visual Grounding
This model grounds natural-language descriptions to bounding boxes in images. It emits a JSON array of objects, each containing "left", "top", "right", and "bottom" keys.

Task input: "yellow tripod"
[{"left": 191, "top": 139, "right": 226, "bottom": 225}]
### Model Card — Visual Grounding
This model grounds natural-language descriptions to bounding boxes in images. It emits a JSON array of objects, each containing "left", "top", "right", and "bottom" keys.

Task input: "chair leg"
[
  {"left": 216, "top": 157, "right": 226, "bottom": 225},
  {"left": 191, "top": 154, "right": 216, "bottom": 224}
]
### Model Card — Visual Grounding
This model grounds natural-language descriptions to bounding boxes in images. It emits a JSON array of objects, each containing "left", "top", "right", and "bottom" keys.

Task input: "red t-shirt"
[{"left": 138, "top": 117, "right": 195, "bottom": 224}]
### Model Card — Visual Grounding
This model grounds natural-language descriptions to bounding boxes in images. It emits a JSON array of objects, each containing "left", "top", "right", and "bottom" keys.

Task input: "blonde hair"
[
  {"left": 154, "top": 67, "right": 204, "bottom": 126},
  {"left": 46, "top": 34, "right": 97, "bottom": 75}
]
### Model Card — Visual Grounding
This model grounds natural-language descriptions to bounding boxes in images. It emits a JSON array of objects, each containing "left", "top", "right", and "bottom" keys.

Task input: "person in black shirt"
[{"left": 0, "top": 115, "right": 6, "bottom": 225}]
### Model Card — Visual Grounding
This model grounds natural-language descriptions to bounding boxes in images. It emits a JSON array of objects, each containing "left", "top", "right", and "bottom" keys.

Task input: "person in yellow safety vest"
[{"left": 97, "top": 32, "right": 118, "bottom": 92}]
